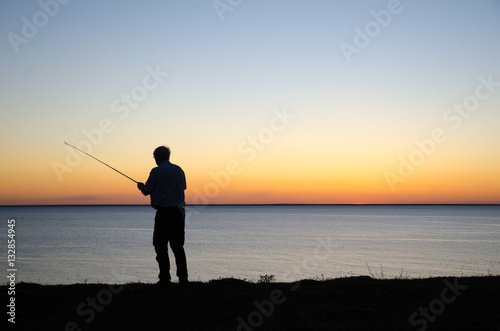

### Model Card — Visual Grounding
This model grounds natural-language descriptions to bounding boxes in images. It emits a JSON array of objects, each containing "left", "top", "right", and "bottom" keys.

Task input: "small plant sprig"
[{"left": 258, "top": 274, "right": 276, "bottom": 284}]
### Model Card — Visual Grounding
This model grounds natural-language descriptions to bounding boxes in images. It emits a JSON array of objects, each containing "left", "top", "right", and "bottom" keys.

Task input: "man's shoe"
[{"left": 179, "top": 278, "right": 189, "bottom": 288}]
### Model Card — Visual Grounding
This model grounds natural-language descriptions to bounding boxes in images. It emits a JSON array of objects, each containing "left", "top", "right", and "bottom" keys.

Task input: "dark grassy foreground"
[{"left": 3, "top": 276, "right": 499, "bottom": 330}]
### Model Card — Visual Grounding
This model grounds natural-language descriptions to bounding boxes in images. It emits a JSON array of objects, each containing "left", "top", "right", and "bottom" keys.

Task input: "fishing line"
[{"left": 64, "top": 141, "right": 138, "bottom": 183}]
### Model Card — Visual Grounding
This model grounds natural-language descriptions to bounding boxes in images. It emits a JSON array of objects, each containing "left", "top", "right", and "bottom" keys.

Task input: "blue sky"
[{"left": 1, "top": 0, "right": 499, "bottom": 204}]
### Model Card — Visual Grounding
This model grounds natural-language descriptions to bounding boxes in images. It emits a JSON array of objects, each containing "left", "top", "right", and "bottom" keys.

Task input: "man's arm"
[{"left": 137, "top": 182, "right": 151, "bottom": 196}]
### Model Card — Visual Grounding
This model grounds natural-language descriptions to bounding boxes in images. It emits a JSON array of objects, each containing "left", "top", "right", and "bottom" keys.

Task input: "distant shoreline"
[
  {"left": 2, "top": 203, "right": 500, "bottom": 207},
  {"left": 1, "top": 203, "right": 499, "bottom": 207}
]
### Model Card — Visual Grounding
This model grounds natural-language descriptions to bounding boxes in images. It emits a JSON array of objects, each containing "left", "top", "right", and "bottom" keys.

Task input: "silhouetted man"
[{"left": 137, "top": 146, "right": 188, "bottom": 287}]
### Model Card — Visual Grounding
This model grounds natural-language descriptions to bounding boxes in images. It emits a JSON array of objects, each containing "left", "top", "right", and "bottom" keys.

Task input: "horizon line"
[{"left": 1, "top": 203, "right": 499, "bottom": 207}]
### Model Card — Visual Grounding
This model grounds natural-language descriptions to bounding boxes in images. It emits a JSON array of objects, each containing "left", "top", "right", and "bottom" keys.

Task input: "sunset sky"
[{"left": 1, "top": 0, "right": 499, "bottom": 205}]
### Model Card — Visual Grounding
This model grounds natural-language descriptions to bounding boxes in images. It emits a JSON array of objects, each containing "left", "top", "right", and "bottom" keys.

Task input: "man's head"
[{"left": 153, "top": 146, "right": 171, "bottom": 165}]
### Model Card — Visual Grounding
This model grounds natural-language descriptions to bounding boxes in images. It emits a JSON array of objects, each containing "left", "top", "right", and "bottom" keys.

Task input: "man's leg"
[
  {"left": 170, "top": 207, "right": 188, "bottom": 282},
  {"left": 154, "top": 243, "right": 171, "bottom": 282},
  {"left": 153, "top": 210, "right": 171, "bottom": 282},
  {"left": 170, "top": 242, "right": 187, "bottom": 281}
]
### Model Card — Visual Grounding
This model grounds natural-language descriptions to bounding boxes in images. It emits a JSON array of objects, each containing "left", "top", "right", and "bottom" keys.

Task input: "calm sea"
[{"left": 1, "top": 205, "right": 499, "bottom": 285}]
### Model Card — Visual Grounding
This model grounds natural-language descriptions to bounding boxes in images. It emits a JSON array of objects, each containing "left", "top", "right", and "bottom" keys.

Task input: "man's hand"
[{"left": 137, "top": 182, "right": 150, "bottom": 196}]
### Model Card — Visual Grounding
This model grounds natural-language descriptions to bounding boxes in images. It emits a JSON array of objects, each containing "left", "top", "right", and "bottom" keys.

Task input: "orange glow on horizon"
[{"left": 1, "top": 147, "right": 499, "bottom": 205}]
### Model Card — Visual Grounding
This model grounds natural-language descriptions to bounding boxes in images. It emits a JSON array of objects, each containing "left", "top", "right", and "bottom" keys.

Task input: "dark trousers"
[{"left": 153, "top": 206, "right": 188, "bottom": 282}]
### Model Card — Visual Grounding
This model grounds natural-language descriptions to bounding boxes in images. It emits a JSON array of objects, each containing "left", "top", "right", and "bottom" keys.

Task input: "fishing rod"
[{"left": 64, "top": 141, "right": 138, "bottom": 183}]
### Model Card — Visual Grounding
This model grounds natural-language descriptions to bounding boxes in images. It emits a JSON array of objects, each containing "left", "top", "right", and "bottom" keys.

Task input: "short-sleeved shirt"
[{"left": 143, "top": 160, "right": 186, "bottom": 209}]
